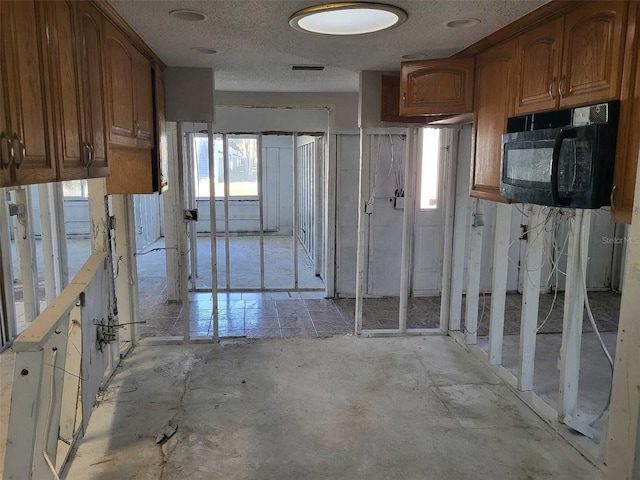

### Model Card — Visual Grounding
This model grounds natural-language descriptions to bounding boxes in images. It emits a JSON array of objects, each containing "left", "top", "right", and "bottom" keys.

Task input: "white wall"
[
  {"left": 215, "top": 91, "right": 359, "bottom": 134},
  {"left": 213, "top": 106, "right": 328, "bottom": 134}
]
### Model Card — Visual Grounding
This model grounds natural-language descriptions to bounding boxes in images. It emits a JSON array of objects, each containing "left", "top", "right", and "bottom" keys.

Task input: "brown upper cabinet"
[
  {"left": 515, "top": 1, "right": 628, "bottom": 114},
  {"left": 612, "top": 1, "right": 640, "bottom": 224},
  {"left": 77, "top": 1, "right": 110, "bottom": 179},
  {"left": 46, "top": 0, "right": 101, "bottom": 181},
  {"left": 514, "top": 18, "right": 564, "bottom": 115},
  {"left": 471, "top": 40, "right": 517, "bottom": 203},
  {"left": 0, "top": 0, "right": 112, "bottom": 187},
  {"left": 399, "top": 58, "right": 475, "bottom": 116},
  {"left": 0, "top": 1, "right": 57, "bottom": 186},
  {"left": 104, "top": 19, "right": 154, "bottom": 149}
]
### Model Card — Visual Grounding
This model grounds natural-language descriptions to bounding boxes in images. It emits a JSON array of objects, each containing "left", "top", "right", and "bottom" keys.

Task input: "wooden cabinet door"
[
  {"left": 400, "top": 58, "right": 475, "bottom": 116},
  {"left": 0, "top": 41, "right": 11, "bottom": 188},
  {"left": 46, "top": 0, "right": 87, "bottom": 181},
  {"left": 515, "top": 18, "right": 564, "bottom": 115},
  {"left": 1, "top": 1, "right": 56, "bottom": 185},
  {"left": 104, "top": 20, "right": 136, "bottom": 146},
  {"left": 78, "top": 2, "right": 109, "bottom": 178},
  {"left": 612, "top": 1, "right": 640, "bottom": 224},
  {"left": 471, "top": 40, "right": 517, "bottom": 202},
  {"left": 132, "top": 49, "right": 154, "bottom": 147},
  {"left": 560, "top": 1, "right": 627, "bottom": 108},
  {"left": 154, "top": 64, "right": 168, "bottom": 192}
]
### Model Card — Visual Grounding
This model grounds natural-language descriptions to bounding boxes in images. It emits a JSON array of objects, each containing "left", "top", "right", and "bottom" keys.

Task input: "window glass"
[{"left": 420, "top": 128, "right": 440, "bottom": 209}]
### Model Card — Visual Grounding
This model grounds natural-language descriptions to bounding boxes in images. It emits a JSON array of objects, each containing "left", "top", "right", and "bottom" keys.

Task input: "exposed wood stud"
[
  {"left": 177, "top": 123, "right": 190, "bottom": 342},
  {"left": 558, "top": 209, "right": 591, "bottom": 420},
  {"left": 518, "top": 205, "right": 545, "bottom": 392},
  {"left": 258, "top": 134, "right": 265, "bottom": 290},
  {"left": 293, "top": 134, "right": 299, "bottom": 290},
  {"left": 325, "top": 135, "right": 337, "bottom": 298},
  {"left": 464, "top": 199, "right": 484, "bottom": 345},
  {"left": 208, "top": 124, "right": 219, "bottom": 339},
  {"left": 399, "top": 128, "right": 416, "bottom": 333},
  {"left": 488, "top": 202, "right": 513, "bottom": 365},
  {"left": 354, "top": 129, "right": 371, "bottom": 334},
  {"left": 14, "top": 187, "right": 40, "bottom": 322},
  {"left": 223, "top": 134, "right": 231, "bottom": 290},
  {"left": 0, "top": 194, "right": 17, "bottom": 342},
  {"left": 439, "top": 128, "right": 459, "bottom": 333}
]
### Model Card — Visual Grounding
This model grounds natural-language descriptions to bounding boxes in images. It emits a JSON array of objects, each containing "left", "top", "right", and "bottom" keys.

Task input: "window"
[
  {"left": 420, "top": 128, "right": 440, "bottom": 209},
  {"left": 62, "top": 179, "right": 88, "bottom": 198},
  {"left": 193, "top": 135, "right": 258, "bottom": 198}
]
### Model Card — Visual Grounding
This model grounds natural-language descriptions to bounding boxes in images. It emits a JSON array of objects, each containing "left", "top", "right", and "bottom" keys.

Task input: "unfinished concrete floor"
[{"left": 63, "top": 336, "right": 602, "bottom": 480}]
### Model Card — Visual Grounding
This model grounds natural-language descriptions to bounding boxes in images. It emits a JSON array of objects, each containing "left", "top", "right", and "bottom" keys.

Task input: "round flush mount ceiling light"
[
  {"left": 402, "top": 53, "right": 428, "bottom": 60},
  {"left": 169, "top": 9, "right": 208, "bottom": 22},
  {"left": 445, "top": 18, "right": 480, "bottom": 29},
  {"left": 191, "top": 47, "right": 217, "bottom": 55},
  {"left": 289, "top": 2, "right": 408, "bottom": 35}
]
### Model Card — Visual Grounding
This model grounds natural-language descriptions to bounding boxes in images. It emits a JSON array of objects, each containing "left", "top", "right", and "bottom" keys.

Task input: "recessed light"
[
  {"left": 289, "top": 3, "right": 408, "bottom": 35},
  {"left": 402, "top": 53, "right": 429, "bottom": 61},
  {"left": 170, "top": 9, "right": 208, "bottom": 22},
  {"left": 445, "top": 18, "right": 480, "bottom": 29},
  {"left": 191, "top": 47, "right": 217, "bottom": 55}
]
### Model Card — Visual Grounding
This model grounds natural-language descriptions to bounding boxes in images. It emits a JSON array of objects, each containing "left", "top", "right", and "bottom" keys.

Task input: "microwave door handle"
[{"left": 551, "top": 128, "right": 577, "bottom": 206}]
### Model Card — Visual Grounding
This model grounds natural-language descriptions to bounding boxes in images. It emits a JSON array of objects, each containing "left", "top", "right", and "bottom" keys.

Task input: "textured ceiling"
[{"left": 110, "top": 0, "right": 548, "bottom": 93}]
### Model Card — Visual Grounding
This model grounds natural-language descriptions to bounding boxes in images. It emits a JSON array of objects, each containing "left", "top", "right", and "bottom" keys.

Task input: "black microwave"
[{"left": 500, "top": 102, "right": 619, "bottom": 208}]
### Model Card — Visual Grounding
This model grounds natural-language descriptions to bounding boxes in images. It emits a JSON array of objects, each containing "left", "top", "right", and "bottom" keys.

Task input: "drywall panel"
[
  {"left": 215, "top": 91, "right": 359, "bottom": 134},
  {"left": 164, "top": 67, "right": 215, "bottom": 122},
  {"left": 214, "top": 106, "right": 327, "bottom": 134}
]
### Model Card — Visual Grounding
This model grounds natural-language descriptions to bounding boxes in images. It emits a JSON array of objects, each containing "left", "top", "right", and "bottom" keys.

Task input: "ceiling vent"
[{"left": 291, "top": 65, "right": 325, "bottom": 71}]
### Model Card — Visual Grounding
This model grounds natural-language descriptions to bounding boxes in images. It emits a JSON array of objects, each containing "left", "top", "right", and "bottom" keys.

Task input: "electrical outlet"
[
  {"left": 184, "top": 209, "right": 198, "bottom": 221},
  {"left": 394, "top": 197, "right": 405, "bottom": 209}
]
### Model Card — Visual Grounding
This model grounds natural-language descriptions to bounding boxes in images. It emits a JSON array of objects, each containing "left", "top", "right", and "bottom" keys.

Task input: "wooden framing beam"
[
  {"left": 111, "top": 195, "right": 139, "bottom": 344},
  {"left": 177, "top": 123, "right": 190, "bottom": 341},
  {"left": 558, "top": 209, "right": 591, "bottom": 420},
  {"left": 488, "top": 202, "right": 513, "bottom": 364},
  {"left": 517, "top": 205, "right": 544, "bottom": 392},
  {"left": 399, "top": 128, "right": 417, "bottom": 333},
  {"left": 207, "top": 123, "right": 219, "bottom": 339},
  {"left": 37, "top": 183, "right": 68, "bottom": 303},
  {"left": 163, "top": 123, "right": 182, "bottom": 302},
  {"left": 448, "top": 126, "right": 472, "bottom": 332},
  {"left": 354, "top": 129, "right": 371, "bottom": 333},
  {"left": 325, "top": 135, "right": 337, "bottom": 298},
  {"left": 439, "top": 128, "right": 459, "bottom": 333},
  {"left": 464, "top": 199, "right": 483, "bottom": 345},
  {"left": 293, "top": 134, "right": 299, "bottom": 290},
  {"left": 0, "top": 196, "right": 17, "bottom": 342},
  {"left": 14, "top": 186, "right": 40, "bottom": 322}
]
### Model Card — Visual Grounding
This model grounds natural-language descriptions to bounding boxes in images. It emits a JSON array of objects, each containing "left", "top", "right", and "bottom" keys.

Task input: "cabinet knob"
[
  {"left": 135, "top": 120, "right": 141, "bottom": 138},
  {"left": 0, "top": 132, "right": 14, "bottom": 170},
  {"left": 12, "top": 134, "right": 26, "bottom": 168},
  {"left": 402, "top": 94, "right": 407, "bottom": 105},
  {"left": 548, "top": 77, "right": 556, "bottom": 101},
  {"left": 610, "top": 185, "right": 617, "bottom": 210}
]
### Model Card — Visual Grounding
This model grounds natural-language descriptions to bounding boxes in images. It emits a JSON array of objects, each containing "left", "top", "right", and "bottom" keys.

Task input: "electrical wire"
[{"left": 577, "top": 217, "right": 615, "bottom": 425}]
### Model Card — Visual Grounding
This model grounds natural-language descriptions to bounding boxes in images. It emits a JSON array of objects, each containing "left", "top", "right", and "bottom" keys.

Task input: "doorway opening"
[{"left": 186, "top": 132, "right": 326, "bottom": 293}]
